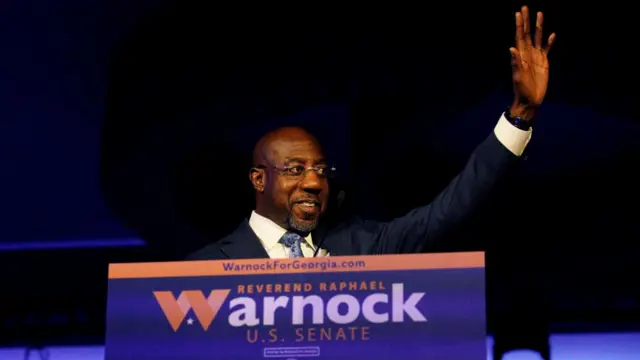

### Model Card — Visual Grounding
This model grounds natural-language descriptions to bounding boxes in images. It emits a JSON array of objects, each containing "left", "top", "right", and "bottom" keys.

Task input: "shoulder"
[
  {"left": 322, "top": 216, "right": 383, "bottom": 254},
  {"left": 336, "top": 215, "right": 381, "bottom": 233},
  {"left": 185, "top": 242, "right": 223, "bottom": 261},
  {"left": 185, "top": 233, "right": 234, "bottom": 261},
  {"left": 185, "top": 219, "right": 253, "bottom": 260}
]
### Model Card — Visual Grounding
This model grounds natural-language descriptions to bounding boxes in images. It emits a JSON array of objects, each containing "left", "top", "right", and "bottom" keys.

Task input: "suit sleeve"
[{"left": 369, "top": 116, "right": 526, "bottom": 254}]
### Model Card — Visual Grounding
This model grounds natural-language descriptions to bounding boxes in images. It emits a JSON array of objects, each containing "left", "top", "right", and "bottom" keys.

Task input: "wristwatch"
[{"left": 504, "top": 108, "right": 532, "bottom": 131}]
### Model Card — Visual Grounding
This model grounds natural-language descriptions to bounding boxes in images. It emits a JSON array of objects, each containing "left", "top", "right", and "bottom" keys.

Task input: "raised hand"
[{"left": 509, "top": 5, "right": 556, "bottom": 120}]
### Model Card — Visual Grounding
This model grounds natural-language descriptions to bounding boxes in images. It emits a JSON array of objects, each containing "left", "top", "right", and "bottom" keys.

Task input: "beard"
[{"left": 285, "top": 210, "right": 320, "bottom": 234}]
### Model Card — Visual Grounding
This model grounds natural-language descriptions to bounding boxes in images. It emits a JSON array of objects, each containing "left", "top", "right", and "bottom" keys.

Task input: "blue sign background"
[{"left": 105, "top": 268, "right": 485, "bottom": 359}]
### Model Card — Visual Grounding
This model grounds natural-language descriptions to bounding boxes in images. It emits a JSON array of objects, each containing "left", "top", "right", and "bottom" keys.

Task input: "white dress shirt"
[
  {"left": 493, "top": 112, "right": 532, "bottom": 156},
  {"left": 249, "top": 210, "right": 323, "bottom": 258},
  {"left": 249, "top": 113, "right": 531, "bottom": 259}
]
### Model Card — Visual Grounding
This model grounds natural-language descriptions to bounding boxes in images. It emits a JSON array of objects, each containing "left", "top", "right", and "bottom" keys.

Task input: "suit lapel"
[
  {"left": 220, "top": 220, "right": 270, "bottom": 259},
  {"left": 311, "top": 223, "right": 328, "bottom": 254},
  {"left": 313, "top": 222, "right": 350, "bottom": 256}
]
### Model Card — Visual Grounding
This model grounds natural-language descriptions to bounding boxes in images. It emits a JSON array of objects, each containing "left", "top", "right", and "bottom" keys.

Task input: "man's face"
[{"left": 255, "top": 133, "right": 330, "bottom": 233}]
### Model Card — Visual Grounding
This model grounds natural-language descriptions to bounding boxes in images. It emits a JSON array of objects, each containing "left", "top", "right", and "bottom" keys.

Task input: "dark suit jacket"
[{"left": 187, "top": 132, "right": 519, "bottom": 260}]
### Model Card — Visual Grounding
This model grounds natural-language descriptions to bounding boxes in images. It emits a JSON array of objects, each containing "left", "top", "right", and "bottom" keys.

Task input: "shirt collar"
[{"left": 248, "top": 211, "right": 314, "bottom": 251}]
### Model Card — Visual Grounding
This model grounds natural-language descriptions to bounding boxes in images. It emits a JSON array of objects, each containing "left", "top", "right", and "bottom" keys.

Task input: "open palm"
[{"left": 510, "top": 6, "right": 556, "bottom": 107}]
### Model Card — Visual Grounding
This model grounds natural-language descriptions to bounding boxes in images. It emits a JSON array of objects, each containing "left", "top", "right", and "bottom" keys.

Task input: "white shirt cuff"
[{"left": 493, "top": 113, "right": 532, "bottom": 156}]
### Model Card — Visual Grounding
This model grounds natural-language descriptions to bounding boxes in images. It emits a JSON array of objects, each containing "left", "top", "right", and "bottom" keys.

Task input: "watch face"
[
  {"left": 506, "top": 110, "right": 531, "bottom": 130},
  {"left": 515, "top": 118, "right": 532, "bottom": 130}
]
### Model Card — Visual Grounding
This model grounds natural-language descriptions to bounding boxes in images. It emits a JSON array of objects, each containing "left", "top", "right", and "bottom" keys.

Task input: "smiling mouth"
[
  {"left": 295, "top": 200, "right": 319, "bottom": 208},
  {"left": 293, "top": 200, "right": 320, "bottom": 214}
]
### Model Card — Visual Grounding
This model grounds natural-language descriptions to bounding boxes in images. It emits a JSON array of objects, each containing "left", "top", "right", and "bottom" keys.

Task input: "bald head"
[
  {"left": 249, "top": 126, "right": 329, "bottom": 233},
  {"left": 252, "top": 126, "right": 322, "bottom": 166}
]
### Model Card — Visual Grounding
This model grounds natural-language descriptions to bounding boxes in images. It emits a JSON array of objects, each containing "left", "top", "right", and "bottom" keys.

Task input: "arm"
[
  {"left": 367, "top": 5, "right": 556, "bottom": 254},
  {"left": 369, "top": 113, "right": 530, "bottom": 254}
]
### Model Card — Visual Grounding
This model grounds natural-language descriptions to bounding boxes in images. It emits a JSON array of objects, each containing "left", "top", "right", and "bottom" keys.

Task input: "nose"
[{"left": 299, "top": 169, "right": 323, "bottom": 194}]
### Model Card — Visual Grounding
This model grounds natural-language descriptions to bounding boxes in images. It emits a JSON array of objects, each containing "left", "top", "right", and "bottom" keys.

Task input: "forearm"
[{"left": 374, "top": 112, "right": 530, "bottom": 253}]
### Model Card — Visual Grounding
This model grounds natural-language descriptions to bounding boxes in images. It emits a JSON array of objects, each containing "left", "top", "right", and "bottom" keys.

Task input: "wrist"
[
  {"left": 505, "top": 101, "right": 535, "bottom": 131},
  {"left": 509, "top": 100, "right": 536, "bottom": 121}
]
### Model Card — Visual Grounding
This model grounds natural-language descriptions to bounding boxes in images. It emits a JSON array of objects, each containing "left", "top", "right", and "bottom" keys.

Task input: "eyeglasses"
[{"left": 253, "top": 164, "right": 337, "bottom": 179}]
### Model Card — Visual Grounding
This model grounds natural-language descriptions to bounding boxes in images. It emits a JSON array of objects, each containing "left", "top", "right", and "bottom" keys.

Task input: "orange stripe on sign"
[{"left": 108, "top": 252, "right": 484, "bottom": 279}]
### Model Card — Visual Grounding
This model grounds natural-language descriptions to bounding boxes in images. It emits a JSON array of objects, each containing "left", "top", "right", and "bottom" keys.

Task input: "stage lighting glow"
[
  {"left": 0, "top": 237, "right": 145, "bottom": 251},
  {"left": 0, "top": 333, "right": 638, "bottom": 359}
]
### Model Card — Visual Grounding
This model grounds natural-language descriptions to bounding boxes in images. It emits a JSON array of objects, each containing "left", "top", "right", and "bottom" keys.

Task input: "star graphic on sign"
[{"left": 186, "top": 317, "right": 194, "bottom": 325}]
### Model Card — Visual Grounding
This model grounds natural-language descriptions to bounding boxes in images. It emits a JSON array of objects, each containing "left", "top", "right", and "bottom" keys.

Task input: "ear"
[{"left": 249, "top": 167, "right": 265, "bottom": 192}]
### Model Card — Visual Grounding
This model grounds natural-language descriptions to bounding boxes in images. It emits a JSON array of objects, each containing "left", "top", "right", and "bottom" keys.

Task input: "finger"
[
  {"left": 535, "top": 11, "right": 544, "bottom": 48},
  {"left": 522, "top": 5, "right": 532, "bottom": 46},
  {"left": 515, "top": 12, "right": 525, "bottom": 49},
  {"left": 510, "top": 47, "right": 522, "bottom": 71},
  {"left": 544, "top": 33, "right": 557, "bottom": 53}
]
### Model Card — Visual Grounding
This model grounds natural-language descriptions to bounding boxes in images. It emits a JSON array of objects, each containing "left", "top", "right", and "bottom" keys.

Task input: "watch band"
[{"left": 504, "top": 108, "right": 532, "bottom": 131}]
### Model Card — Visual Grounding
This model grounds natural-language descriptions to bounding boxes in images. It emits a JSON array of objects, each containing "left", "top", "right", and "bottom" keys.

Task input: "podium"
[{"left": 105, "top": 252, "right": 486, "bottom": 359}]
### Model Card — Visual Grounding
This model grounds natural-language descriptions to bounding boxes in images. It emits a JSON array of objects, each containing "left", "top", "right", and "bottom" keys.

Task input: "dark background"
[{"left": 1, "top": 0, "right": 638, "bottom": 350}]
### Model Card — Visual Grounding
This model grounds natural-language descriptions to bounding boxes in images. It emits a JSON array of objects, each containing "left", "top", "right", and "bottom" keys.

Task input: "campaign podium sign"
[{"left": 105, "top": 252, "right": 486, "bottom": 359}]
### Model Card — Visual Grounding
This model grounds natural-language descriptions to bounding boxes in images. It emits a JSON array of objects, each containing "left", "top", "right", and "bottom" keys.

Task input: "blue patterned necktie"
[{"left": 279, "top": 232, "right": 304, "bottom": 258}]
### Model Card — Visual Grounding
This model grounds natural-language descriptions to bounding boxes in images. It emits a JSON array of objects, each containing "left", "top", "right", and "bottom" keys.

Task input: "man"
[{"left": 188, "top": 6, "right": 555, "bottom": 260}]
